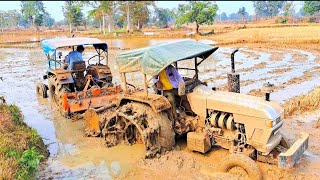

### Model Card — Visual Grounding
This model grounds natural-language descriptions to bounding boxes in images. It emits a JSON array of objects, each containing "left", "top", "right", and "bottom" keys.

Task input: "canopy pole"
[
  {"left": 121, "top": 73, "right": 128, "bottom": 92},
  {"left": 195, "top": 57, "right": 198, "bottom": 79},
  {"left": 143, "top": 73, "right": 148, "bottom": 96}
]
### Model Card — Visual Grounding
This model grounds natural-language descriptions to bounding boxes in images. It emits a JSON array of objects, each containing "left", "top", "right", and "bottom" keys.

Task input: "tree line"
[{"left": 0, "top": 1, "right": 319, "bottom": 33}]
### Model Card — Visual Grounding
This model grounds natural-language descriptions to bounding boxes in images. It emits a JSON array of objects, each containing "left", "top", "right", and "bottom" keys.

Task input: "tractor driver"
[
  {"left": 65, "top": 45, "right": 85, "bottom": 70},
  {"left": 153, "top": 64, "right": 184, "bottom": 119}
]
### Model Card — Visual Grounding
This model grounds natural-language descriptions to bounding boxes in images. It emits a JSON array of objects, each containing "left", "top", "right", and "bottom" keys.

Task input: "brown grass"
[
  {"left": 0, "top": 103, "right": 48, "bottom": 179},
  {"left": 211, "top": 26, "right": 320, "bottom": 46},
  {"left": 284, "top": 87, "right": 320, "bottom": 117}
]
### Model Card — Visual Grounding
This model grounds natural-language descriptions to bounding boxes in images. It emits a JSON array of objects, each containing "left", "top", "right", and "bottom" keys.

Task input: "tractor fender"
[
  {"left": 116, "top": 92, "right": 171, "bottom": 113},
  {"left": 48, "top": 69, "right": 74, "bottom": 85}
]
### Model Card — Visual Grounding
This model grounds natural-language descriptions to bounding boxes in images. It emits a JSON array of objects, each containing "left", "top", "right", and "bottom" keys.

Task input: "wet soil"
[{"left": 0, "top": 40, "right": 319, "bottom": 179}]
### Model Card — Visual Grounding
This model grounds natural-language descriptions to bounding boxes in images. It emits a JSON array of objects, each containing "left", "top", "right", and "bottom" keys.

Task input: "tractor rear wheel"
[
  {"left": 48, "top": 76, "right": 70, "bottom": 114},
  {"left": 102, "top": 102, "right": 175, "bottom": 158},
  {"left": 217, "top": 153, "right": 262, "bottom": 180},
  {"left": 36, "top": 82, "right": 48, "bottom": 98}
]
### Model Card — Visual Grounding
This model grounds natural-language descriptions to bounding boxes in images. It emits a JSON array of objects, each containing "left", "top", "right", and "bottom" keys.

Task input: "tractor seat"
[
  {"left": 72, "top": 61, "right": 87, "bottom": 91},
  {"left": 72, "top": 61, "right": 86, "bottom": 78}
]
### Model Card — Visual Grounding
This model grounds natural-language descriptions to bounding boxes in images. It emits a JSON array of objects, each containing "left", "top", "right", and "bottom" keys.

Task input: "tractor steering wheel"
[{"left": 87, "top": 55, "right": 105, "bottom": 65}]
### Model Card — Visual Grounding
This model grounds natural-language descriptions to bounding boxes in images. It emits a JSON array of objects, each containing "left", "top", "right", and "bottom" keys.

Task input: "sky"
[{"left": 0, "top": 1, "right": 304, "bottom": 21}]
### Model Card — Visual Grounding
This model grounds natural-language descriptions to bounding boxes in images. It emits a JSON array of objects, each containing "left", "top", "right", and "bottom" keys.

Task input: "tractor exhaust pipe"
[
  {"left": 231, "top": 49, "right": 238, "bottom": 73},
  {"left": 228, "top": 49, "right": 240, "bottom": 93},
  {"left": 265, "top": 92, "right": 270, "bottom": 101}
]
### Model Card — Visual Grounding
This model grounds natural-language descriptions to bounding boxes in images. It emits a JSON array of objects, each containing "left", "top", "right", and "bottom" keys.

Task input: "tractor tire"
[
  {"left": 104, "top": 102, "right": 175, "bottom": 157},
  {"left": 48, "top": 76, "right": 70, "bottom": 113},
  {"left": 48, "top": 76, "right": 60, "bottom": 105},
  {"left": 217, "top": 153, "right": 262, "bottom": 180},
  {"left": 36, "top": 82, "right": 48, "bottom": 98}
]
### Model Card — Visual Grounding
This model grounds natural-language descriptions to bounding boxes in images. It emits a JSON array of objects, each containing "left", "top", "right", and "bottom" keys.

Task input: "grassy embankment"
[{"left": 0, "top": 101, "right": 48, "bottom": 179}]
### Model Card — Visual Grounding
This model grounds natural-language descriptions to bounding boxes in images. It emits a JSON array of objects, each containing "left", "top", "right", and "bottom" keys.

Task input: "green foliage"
[
  {"left": 238, "top": 7, "right": 248, "bottom": 21},
  {"left": 63, "top": 1, "right": 84, "bottom": 27},
  {"left": 176, "top": 1, "right": 218, "bottom": 33},
  {"left": 303, "top": 1, "right": 320, "bottom": 16},
  {"left": 283, "top": 2, "right": 295, "bottom": 17},
  {"left": 153, "top": 8, "right": 173, "bottom": 28},
  {"left": 20, "top": 1, "right": 46, "bottom": 26},
  {"left": 0, "top": 10, "right": 21, "bottom": 29},
  {"left": 7, "top": 105, "right": 24, "bottom": 126},
  {"left": 112, "top": 29, "right": 127, "bottom": 33},
  {"left": 253, "top": 1, "right": 285, "bottom": 18},
  {"left": 42, "top": 12, "right": 55, "bottom": 27},
  {"left": 117, "top": 1, "right": 155, "bottom": 30},
  {"left": 16, "top": 147, "right": 44, "bottom": 180}
]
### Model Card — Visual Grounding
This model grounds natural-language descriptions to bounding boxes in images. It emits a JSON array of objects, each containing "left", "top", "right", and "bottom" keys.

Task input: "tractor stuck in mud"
[
  {"left": 36, "top": 37, "right": 121, "bottom": 118},
  {"left": 80, "top": 40, "right": 309, "bottom": 179}
]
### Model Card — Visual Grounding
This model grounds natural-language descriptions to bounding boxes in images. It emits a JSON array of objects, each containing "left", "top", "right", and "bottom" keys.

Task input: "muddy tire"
[
  {"left": 48, "top": 76, "right": 60, "bottom": 105},
  {"left": 48, "top": 76, "right": 70, "bottom": 113},
  {"left": 217, "top": 153, "right": 262, "bottom": 180},
  {"left": 36, "top": 82, "right": 48, "bottom": 98},
  {"left": 105, "top": 102, "right": 175, "bottom": 157}
]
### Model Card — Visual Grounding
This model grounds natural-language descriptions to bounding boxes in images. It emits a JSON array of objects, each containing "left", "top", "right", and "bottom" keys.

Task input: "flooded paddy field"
[{"left": 0, "top": 39, "right": 320, "bottom": 179}]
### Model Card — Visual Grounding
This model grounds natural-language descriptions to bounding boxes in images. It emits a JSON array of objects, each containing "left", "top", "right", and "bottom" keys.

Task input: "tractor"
[
  {"left": 82, "top": 40, "right": 308, "bottom": 179},
  {"left": 36, "top": 37, "right": 121, "bottom": 118}
]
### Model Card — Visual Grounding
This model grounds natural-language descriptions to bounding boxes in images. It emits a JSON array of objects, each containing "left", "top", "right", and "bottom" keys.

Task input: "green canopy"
[{"left": 116, "top": 40, "right": 218, "bottom": 77}]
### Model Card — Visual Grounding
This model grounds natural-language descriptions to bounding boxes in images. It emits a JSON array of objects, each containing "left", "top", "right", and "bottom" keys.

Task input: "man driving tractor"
[
  {"left": 65, "top": 45, "right": 85, "bottom": 70},
  {"left": 153, "top": 64, "right": 185, "bottom": 119}
]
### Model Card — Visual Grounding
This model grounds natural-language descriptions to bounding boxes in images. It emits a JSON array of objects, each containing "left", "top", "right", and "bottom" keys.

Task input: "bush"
[{"left": 16, "top": 147, "right": 44, "bottom": 180}]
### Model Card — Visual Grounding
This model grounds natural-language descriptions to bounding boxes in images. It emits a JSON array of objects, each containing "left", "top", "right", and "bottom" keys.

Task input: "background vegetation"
[{"left": 0, "top": 1, "right": 319, "bottom": 34}]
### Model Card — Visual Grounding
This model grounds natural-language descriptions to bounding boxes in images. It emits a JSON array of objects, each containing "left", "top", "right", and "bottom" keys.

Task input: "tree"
[
  {"left": 220, "top": 12, "right": 228, "bottom": 21},
  {"left": 176, "top": 1, "right": 218, "bottom": 34},
  {"left": 238, "top": 7, "right": 247, "bottom": 22},
  {"left": 153, "top": 8, "right": 172, "bottom": 28},
  {"left": 88, "top": 8, "right": 103, "bottom": 32},
  {"left": 117, "top": 1, "right": 154, "bottom": 32},
  {"left": 63, "top": 1, "right": 84, "bottom": 33},
  {"left": 303, "top": 1, "right": 320, "bottom": 16},
  {"left": 283, "top": 1, "right": 295, "bottom": 18},
  {"left": 42, "top": 12, "right": 55, "bottom": 27},
  {"left": 0, "top": 10, "right": 22, "bottom": 31},
  {"left": 20, "top": 1, "right": 46, "bottom": 27},
  {"left": 86, "top": 1, "right": 115, "bottom": 35},
  {"left": 253, "top": 1, "right": 285, "bottom": 18}
]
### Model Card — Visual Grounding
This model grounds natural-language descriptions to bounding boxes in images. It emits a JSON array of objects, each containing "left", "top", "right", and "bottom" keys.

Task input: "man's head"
[{"left": 76, "top": 45, "right": 85, "bottom": 53}]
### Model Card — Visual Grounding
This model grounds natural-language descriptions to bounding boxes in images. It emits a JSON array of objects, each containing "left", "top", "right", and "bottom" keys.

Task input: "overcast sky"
[{"left": 0, "top": 1, "right": 304, "bottom": 21}]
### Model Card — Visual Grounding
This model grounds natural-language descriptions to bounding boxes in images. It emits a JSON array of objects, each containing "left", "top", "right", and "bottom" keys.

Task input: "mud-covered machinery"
[
  {"left": 36, "top": 37, "right": 121, "bottom": 117},
  {"left": 83, "top": 40, "right": 309, "bottom": 179}
]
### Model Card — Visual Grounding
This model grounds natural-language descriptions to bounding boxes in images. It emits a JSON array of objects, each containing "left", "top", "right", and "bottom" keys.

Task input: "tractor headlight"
[
  {"left": 265, "top": 117, "right": 281, "bottom": 128},
  {"left": 265, "top": 120, "right": 276, "bottom": 128}
]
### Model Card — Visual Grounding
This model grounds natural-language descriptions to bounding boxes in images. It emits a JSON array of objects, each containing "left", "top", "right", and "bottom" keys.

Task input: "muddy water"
[{"left": 0, "top": 40, "right": 319, "bottom": 179}]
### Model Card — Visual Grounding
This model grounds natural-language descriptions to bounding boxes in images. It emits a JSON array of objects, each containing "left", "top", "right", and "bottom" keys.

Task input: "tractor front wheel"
[
  {"left": 217, "top": 153, "right": 262, "bottom": 180},
  {"left": 36, "top": 82, "right": 48, "bottom": 98}
]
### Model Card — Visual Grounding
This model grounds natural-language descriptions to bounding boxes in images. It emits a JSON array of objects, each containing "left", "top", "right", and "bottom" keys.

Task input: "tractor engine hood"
[{"left": 187, "top": 85, "right": 284, "bottom": 120}]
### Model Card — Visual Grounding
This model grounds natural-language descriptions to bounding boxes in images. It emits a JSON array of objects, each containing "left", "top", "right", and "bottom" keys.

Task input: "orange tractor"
[{"left": 36, "top": 37, "right": 121, "bottom": 118}]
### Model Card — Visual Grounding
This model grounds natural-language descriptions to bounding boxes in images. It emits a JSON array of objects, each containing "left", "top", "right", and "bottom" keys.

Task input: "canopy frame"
[
  {"left": 41, "top": 37, "right": 109, "bottom": 70},
  {"left": 117, "top": 40, "right": 219, "bottom": 95}
]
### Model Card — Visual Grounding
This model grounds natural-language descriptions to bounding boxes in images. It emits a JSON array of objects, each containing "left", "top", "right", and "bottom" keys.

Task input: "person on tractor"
[
  {"left": 66, "top": 45, "right": 85, "bottom": 70},
  {"left": 153, "top": 64, "right": 185, "bottom": 119}
]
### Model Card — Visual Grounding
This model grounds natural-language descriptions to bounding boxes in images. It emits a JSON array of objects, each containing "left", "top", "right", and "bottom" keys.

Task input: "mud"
[{"left": 0, "top": 40, "right": 320, "bottom": 179}]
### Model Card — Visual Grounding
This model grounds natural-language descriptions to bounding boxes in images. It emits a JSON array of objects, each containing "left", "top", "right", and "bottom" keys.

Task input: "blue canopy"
[{"left": 40, "top": 37, "right": 108, "bottom": 56}]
